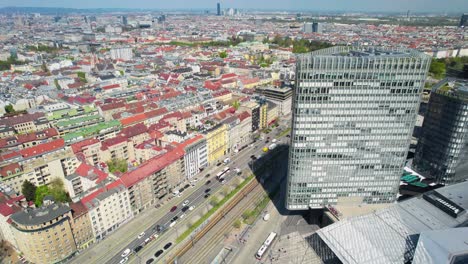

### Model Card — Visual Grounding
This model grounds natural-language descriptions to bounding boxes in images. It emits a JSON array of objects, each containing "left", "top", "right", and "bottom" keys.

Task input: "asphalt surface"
[{"left": 107, "top": 125, "right": 291, "bottom": 264}]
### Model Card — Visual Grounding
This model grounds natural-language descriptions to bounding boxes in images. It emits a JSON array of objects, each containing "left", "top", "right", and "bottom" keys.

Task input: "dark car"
[
  {"left": 205, "top": 173, "right": 210, "bottom": 178},
  {"left": 154, "top": 250, "right": 164, "bottom": 258},
  {"left": 170, "top": 206, "right": 177, "bottom": 212},
  {"left": 179, "top": 188, "right": 185, "bottom": 193},
  {"left": 181, "top": 206, "right": 189, "bottom": 212},
  {"left": 205, "top": 188, "right": 211, "bottom": 193},
  {"left": 134, "top": 245, "right": 143, "bottom": 253},
  {"left": 206, "top": 180, "right": 211, "bottom": 185},
  {"left": 286, "top": 134, "right": 291, "bottom": 138},
  {"left": 265, "top": 140, "right": 269, "bottom": 144},
  {"left": 204, "top": 193, "right": 211, "bottom": 198},
  {"left": 184, "top": 184, "right": 190, "bottom": 189},
  {"left": 163, "top": 242, "right": 173, "bottom": 250},
  {"left": 216, "top": 162, "right": 222, "bottom": 166},
  {"left": 146, "top": 259, "right": 155, "bottom": 264},
  {"left": 171, "top": 216, "right": 179, "bottom": 222}
]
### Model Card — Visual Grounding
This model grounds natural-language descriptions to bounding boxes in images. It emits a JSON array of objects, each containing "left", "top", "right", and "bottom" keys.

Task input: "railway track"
[{"left": 183, "top": 184, "right": 267, "bottom": 264}]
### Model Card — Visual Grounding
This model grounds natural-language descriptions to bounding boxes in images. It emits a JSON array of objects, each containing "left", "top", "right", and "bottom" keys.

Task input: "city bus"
[
  {"left": 255, "top": 232, "right": 277, "bottom": 260},
  {"left": 216, "top": 167, "right": 230, "bottom": 180}
]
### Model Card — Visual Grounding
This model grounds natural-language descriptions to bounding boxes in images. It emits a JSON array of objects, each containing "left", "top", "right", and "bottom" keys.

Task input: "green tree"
[
  {"left": 77, "top": 71, "right": 87, "bottom": 83},
  {"left": 219, "top": 51, "right": 228, "bottom": 59},
  {"left": 429, "top": 59, "right": 446, "bottom": 79},
  {"left": 54, "top": 79, "right": 61, "bottom": 90},
  {"left": 233, "top": 219, "right": 241, "bottom": 229},
  {"left": 21, "top": 180, "right": 37, "bottom": 201},
  {"left": 231, "top": 100, "right": 240, "bottom": 110},
  {"left": 4, "top": 104, "right": 14, "bottom": 114},
  {"left": 209, "top": 196, "right": 220, "bottom": 207},
  {"left": 34, "top": 185, "right": 50, "bottom": 207},
  {"left": 107, "top": 159, "right": 128, "bottom": 173}
]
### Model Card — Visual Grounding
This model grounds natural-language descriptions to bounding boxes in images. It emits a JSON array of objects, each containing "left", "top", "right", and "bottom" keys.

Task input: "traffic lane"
[{"left": 110, "top": 136, "right": 283, "bottom": 263}]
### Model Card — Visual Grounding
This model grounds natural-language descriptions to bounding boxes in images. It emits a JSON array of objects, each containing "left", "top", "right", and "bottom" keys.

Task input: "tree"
[
  {"left": 107, "top": 159, "right": 128, "bottom": 173},
  {"left": 77, "top": 72, "right": 87, "bottom": 83},
  {"left": 233, "top": 219, "right": 241, "bottom": 229},
  {"left": 4, "top": 104, "right": 14, "bottom": 114},
  {"left": 231, "top": 100, "right": 240, "bottom": 110},
  {"left": 429, "top": 59, "right": 446, "bottom": 79},
  {"left": 219, "top": 51, "right": 228, "bottom": 59},
  {"left": 34, "top": 185, "right": 50, "bottom": 207},
  {"left": 22, "top": 180, "right": 37, "bottom": 201},
  {"left": 54, "top": 79, "right": 61, "bottom": 90},
  {"left": 209, "top": 196, "right": 220, "bottom": 207},
  {"left": 34, "top": 179, "right": 70, "bottom": 207}
]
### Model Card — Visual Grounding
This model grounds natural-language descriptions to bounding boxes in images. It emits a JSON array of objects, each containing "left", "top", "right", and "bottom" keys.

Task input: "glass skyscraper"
[
  {"left": 413, "top": 79, "right": 468, "bottom": 185},
  {"left": 286, "top": 46, "right": 431, "bottom": 210}
]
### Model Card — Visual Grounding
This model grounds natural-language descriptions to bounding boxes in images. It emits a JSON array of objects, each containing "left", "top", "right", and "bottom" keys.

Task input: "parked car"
[
  {"left": 184, "top": 184, "right": 190, "bottom": 189},
  {"left": 170, "top": 206, "right": 177, "bottom": 212},
  {"left": 205, "top": 174, "right": 210, "bottom": 178},
  {"left": 146, "top": 259, "right": 155, "bottom": 264},
  {"left": 164, "top": 242, "right": 173, "bottom": 250},
  {"left": 206, "top": 180, "right": 211, "bottom": 185},
  {"left": 154, "top": 250, "right": 164, "bottom": 258},
  {"left": 204, "top": 193, "right": 211, "bottom": 198}
]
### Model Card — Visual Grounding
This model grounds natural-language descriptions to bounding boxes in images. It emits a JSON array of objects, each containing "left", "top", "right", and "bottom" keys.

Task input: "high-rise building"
[
  {"left": 459, "top": 13, "right": 468, "bottom": 27},
  {"left": 122, "top": 15, "right": 128, "bottom": 26},
  {"left": 286, "top": 46, "right": 431, "bottom": 210},
  {"left": 413, "top": 79, "right": 468, "bottom": 185},
  {"left": 303, "top": 22, "right": 313, "bottom": 33},
  {"left": 217, "top": 3, "right": 221, "bottom": 16},
  {"left": 312, "top": 22, "right": 322, "bottom": 33}
]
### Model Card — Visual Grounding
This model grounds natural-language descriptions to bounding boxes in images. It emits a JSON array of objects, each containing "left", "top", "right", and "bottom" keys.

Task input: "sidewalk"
[{"left": 70, "top": 157, "right": 231, "bottom": 264}]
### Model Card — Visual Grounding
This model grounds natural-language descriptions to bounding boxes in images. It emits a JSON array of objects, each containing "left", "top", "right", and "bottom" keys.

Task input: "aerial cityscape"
[{"left": 0, "top": 1, "right": 467, "bottom": 264}]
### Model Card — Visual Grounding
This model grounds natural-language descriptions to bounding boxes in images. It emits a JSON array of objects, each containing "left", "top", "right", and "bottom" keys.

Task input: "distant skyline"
[{"left": 1, "top": 0, "right": 468, "bottom": 13}]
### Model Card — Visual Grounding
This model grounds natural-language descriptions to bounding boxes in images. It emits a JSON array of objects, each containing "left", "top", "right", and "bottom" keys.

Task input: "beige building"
[
  {"left": 70, "top": 202, "right": 95, "bottom": 250},
  {"left": 0, "top": 112, "right": 51, "bottom": 136},
  {"left": 0, "top": 139, "right": 79, "bottom": 194},
  {"left": 267, "top": 101, "right": 279, "bottom": 126},
  {"left": 71, "top": 138, "right": 102, "bottom": 166},
  {"left": 81, "top": 180, "right": 133, "bottom": 240},
  {"left": 237, "top": 111, "right": 252, "bottom": 148},
  {"left": 100, "top": 136, "right": 135, "bottom": 163},
  {"left": 10, "top": 201, "right": 77, "bottom": 264}
]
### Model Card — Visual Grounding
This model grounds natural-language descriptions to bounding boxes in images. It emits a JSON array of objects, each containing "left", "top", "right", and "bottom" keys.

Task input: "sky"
[{"left": 0, "top": 0, "right": 467, "bottom": 13}]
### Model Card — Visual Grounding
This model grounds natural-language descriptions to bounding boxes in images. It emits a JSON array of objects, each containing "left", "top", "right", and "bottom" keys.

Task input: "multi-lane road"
[{"left": 70, "top": 123, "right": 290, "bottom": 264}]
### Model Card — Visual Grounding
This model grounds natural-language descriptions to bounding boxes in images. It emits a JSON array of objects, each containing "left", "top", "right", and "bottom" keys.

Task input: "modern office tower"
[
  {"left": 413, "top": 79, "right": 468, "bottom": 185},
  {"left": 286, "top": 46, "right": 431, "bottom": 210},
  {"left": 303, "top": 22, "right": 313, "bottom": 33},
  {"left": 217, "top": 3, "right": 221, "bottom": 16},
  {"left": 459, "top": 13, "right": 468, "bottom": 27},
  {"left": 312, "top": 22, "right": 322, "bottom": 33},
  {"left": 122, "top": 15, "right": 128, "bottom": 26},
  {"left": 110, "top": 46, "right": 133, "bottom": 61}
]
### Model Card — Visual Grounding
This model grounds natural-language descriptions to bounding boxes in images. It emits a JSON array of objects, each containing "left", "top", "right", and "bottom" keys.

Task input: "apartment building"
[
  {"left": 100, "top": 136, "right": 135, "bottom": 163},
  {"left": 203, "top": 124, "right": 228, "bottom": 165},
  {"left": 10, "top": 201, "right": 77, "bottom": 264},
  {"left": 71, "top": 138, "right": 102, "bottom": 166},
  {"left": 81, "top": 180, "right": 133, "bottom": 240},
  {"left": 0, "top": 112, "right": 51, "bottom": 136},
  {"left": 70, "top": 202, "right": 95, "bottom": 250},
  {"left": 181, "top": 135, "right": 208, "bottom": 179}
]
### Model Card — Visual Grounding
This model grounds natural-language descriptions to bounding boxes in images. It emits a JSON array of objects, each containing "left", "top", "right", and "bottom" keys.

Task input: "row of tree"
[
  {"left": 429, "top": 57, "right": 468, "bottom": 80},
  {"left": 263, "top": 35, "right": 333, "bottom": 54}
]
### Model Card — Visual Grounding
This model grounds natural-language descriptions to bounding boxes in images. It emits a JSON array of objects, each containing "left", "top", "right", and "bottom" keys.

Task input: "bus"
[
  {"left": 216, "top": 167, "right": 230, "bottom": 180},
  {"left": 255, "top": 232, "right": 277, "bottom": 260}
]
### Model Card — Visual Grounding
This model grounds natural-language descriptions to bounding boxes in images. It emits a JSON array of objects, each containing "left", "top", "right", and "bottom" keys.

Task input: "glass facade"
[
  {"left": 413, "top": 80, "right": 468, "bottom": 185},
  {"left": 286, "top": 46, "right": 431, "bottom": 210}
]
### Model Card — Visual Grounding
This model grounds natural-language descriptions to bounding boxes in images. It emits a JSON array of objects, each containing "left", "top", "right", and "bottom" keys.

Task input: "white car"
[
  {"left": 182, "top": 200, "right": 189, "bottom": 206},
  {"left": 169, "top": 221, "right": 177, "bottom": 228},
  {"left": 221, "top": 179, "right": 226, "bottom": 184},
  {"left": 138, "top": 232, "right": 145, "bottom": 239},
  {"left": 121, "top": 248, "right": 131, "bottom": 258},
  {"left": 119, "top": 257, "right": 128, "bottom": 264},
  {"left": 180, "top": 213, "right": 186, "bottom": 219},
  {"left": 192, "top": 178, "right": 199, "bottom": 183},
  {"left": 189, "top": 206, "right": 195, "bottom": 211}
]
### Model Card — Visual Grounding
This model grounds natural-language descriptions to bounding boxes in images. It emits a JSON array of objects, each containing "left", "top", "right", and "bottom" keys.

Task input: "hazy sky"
[{"left": 1, "top": 0, "right": 467, "bottom": 13}]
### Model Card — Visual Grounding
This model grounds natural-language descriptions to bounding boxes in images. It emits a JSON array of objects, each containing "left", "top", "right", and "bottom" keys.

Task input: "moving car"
[
  {"left": 189, "top": 206, "right": 195, "bottom": 211},
  {"left": 181, "top": 206, "right": 189, "bottom": 212},
  {"left": 121, "top": 248, "right": 131, "bottom": 258},
  {"left": 170, "top": 206, "right": 177, "bottom": 212},
  {"left": 138, "top": 232, "right": 145, "bottom": 239},
  {"left": 206, "top": 180, "right": 211, "bottom": 185},
  {"left": 119, "top": 257, "right": 128, "bottom": 264},
  {"left": 182, "top": 200, "right": 189, "bottom": 206},
  {"left": 134, "top": 245, "right": 143, "bottom": 253},
  {"left": 205, "top": 188, "right": 211, "bottom": 193},
  {"left": 204, "top": 193, "right": 211, "bottom": 198}
]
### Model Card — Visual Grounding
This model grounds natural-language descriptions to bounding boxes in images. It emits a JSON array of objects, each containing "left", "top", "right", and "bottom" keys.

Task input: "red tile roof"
[
  {"left": 120, "top": 113, "right": 147, "bottom": 127},
  {"left": 74, "top": 163, "right": 108, "bottom": 184},
  {"left": 19, "top": 138, "right": 65, "bottom": 158},
  {"left": 119, "top": 148, "right": 184, "bottom": 188},
  {"left": 119, "top": 123, "right": 148, "bottom": 138},
  {"left": 71, "top": 138, "right": 100, "bottom": 153},
  {"left": 99, "top": 102, "right": 126, "bottom": 111},
  {"left": 0, "top": 162, "right": 22, "bottom": 178},
  {"left": 101, "top": 136, "right": 128, "bottom": 150},
  {"left": 238, "top": 111, "right": 251, "bottom": 122},
  {"left": 145, "top": 108, "right": 168, "bottom": 118}
]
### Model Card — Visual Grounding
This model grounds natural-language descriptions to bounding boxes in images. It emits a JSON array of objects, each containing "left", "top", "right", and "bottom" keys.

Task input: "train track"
[
  {"left": 165, "top": 177, "right": 261, "bottom": 263},
  {"left": 183, "top": 183, "right": 267, "bottom": 264}
]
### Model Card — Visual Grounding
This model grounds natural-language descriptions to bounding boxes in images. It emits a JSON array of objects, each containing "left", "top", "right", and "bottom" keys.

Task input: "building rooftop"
[
  {"left": 10, "top": 202, "right": 71, "bottom": 227},
  {"left": 315, "top": 181, "right": 468, "bottom": 264},
  {"left": 300, "top": 46, "right": 430, "bottom": 59}
]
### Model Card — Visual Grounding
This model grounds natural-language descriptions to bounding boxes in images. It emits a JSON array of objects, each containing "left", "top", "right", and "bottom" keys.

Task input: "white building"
[
  {"left": 182, "top": 135, "right": 208, "bottom": 179},
  {"left": 110, "top": 47, "right": 133, "bottom": 61},
  {"left": 81, "top": 180, "right": 133, "bottom": 240}
]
